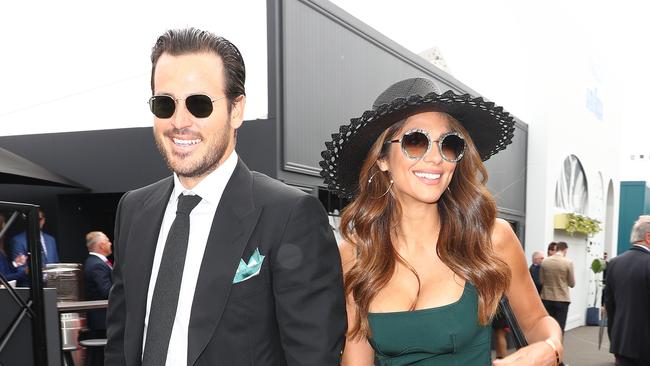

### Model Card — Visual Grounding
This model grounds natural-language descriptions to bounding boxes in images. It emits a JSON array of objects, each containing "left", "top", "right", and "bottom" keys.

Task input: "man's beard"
[{"left": 154, "top": 127, "right": 231, "bottom": 178}]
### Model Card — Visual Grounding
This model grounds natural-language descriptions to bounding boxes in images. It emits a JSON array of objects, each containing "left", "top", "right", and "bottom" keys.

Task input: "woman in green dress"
[{"left": 320, "top": 78, "right": 563, "bottom": 365}]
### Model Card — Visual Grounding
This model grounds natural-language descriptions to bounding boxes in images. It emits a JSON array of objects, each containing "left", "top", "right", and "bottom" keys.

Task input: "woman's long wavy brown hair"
[{"left": 341, "top": 112, "right": 511, "bottom": 339}]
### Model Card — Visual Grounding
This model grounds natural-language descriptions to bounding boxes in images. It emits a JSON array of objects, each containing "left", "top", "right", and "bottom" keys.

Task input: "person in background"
[
  {"left": 0, "top": 214, "right": 29, "bottom": 284},
  {"left": 547, "top": 242, "right": 557, "bottom": 257},
  {"left": 9, "top": 208, "right": 59, "bottom": 266},
  {"left": 84, "top": 231, "right": 113, "bottom": 331},
  {"left": 601, "top": 251, "right": 608, "bottom": 310},
  {"left": 322, "top": 77, "right": 563, "bottom": 365},
  {"left": 540, "top": 241, "right": 575, "bottom": 334},
  {"left": 492, "top": 310, "right": 510, "bottom": 360},
  {"left": 530, "top": 251, "right": 544, "bottom": 294},
  {"left": 602, "top": 250, "right": 608, "bottom": 284},
  {"left": 604, "top": 215, "right": 650, "bottom": 366}
]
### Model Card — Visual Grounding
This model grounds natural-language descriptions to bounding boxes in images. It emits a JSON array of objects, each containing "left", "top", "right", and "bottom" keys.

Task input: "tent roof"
[{"left": 0, "top": 147, "right": 87, "bottom": 189}]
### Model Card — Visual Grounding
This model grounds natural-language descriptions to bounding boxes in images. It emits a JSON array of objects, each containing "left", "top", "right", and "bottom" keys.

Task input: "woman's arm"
[
  {"left": 491, "top": 219, "right": 563, "bottom": 366},
  {"left": 339, "top": 241, "right": 375, "bottom": 366}
]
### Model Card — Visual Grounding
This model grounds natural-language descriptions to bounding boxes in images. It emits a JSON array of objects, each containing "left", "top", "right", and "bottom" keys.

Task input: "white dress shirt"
[
  {"left": 142, "top": 151, "right": 238, "bottom": 365},
  {"left": 40, "top": 232, "right": 48, "bottom": 258}
]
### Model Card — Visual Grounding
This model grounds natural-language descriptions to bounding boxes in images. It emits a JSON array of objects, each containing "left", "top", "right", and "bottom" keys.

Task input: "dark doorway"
[{"left": 57, "top": 193, "right": 123, "bottom": 264}]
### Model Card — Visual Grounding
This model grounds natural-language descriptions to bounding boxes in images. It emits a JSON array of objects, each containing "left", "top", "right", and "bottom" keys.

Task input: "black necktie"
[{"left": 142, "top": 194, "right": 202, "bottom": 365}]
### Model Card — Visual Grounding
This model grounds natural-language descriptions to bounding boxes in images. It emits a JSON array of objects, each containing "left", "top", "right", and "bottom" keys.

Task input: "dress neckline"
[{"left": 368, "top": 281, "right": 470, "bottom": 316}]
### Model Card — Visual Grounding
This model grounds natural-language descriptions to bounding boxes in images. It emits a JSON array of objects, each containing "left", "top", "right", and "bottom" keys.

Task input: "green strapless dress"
[{"left": 367, "top": 282, "right": 491, "bottom": 365}]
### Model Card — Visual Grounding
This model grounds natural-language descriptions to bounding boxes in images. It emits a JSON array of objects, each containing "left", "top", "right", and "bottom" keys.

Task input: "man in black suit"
[
  {"left": 9, "top": 209, "right": 59, "bottom": 286},
  {"left": 83, "top": 231, "right": 113, "bottom": 330},
  {"left": 105, "top": 28, "right": 346, "bottom": 366},
  {"left": 604, "top": 215, "right": 650, "bottom": 366}
]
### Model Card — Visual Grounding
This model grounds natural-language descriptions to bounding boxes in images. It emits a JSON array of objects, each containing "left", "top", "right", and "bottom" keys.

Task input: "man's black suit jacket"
[
  {"left": 84, "top": 254, "right": 112, "bottom": 330},
  {"left": 105, "top": 159, "right": 346, "bottom": 365},
  {"left": 604, "top": 246, "right": 650, "bottom": 362}
]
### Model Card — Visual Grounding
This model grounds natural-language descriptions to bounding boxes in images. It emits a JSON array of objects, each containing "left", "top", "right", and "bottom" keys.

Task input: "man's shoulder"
[
  {"left": 9, "top": 231, "right": 26, "bottom": 243},
  {"left": 631, "top": 246, "right": 650, "bottom": 257},
  {"left": 84, "top": 255, "right": 102, "bottom": 268},
  {"left": 250, "top": 171, "right": 311, "bottom": 204},
  {"left": 246, "top": 171, "right": 331, "bottom": 222},
  {"left": 541, "top": 256, "right": 556, "bottom": 267},
  {"left": 542, "top": 256, "right": 567, "bottom": 270},
  {"left": 612, "top": 247, "right": 650, "bottom": 264},
  {"left": 560, "top": 256, "right": 573, "bottom": 265}
]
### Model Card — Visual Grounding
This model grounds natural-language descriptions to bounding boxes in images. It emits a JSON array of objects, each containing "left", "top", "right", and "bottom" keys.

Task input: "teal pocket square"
[{"left": 233, "top": 248, "right": 265, "bottom": 284}]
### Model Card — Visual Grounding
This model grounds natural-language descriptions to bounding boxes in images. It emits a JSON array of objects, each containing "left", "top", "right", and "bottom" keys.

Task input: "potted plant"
[
  {"left": 553, "top": 213, "right": 602, "bottom": 236},
  {"left": 586, "top": 258, "right": 607, "bottom": 325}
]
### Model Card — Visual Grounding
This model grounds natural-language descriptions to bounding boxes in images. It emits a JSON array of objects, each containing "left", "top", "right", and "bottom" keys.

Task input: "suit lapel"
[
  {"left": 188, "top": 159, "right": 261, "bottom": 366},
  {"left": 123, "top": 177, "right": 173, "bottom": 365}
]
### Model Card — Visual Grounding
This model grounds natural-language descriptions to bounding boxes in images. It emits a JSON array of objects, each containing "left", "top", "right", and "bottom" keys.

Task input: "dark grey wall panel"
[
  {"left": 237, "top": 118, "right": 278, "bottom": 178},
  {"left": 484, "top": 121, "right": 528, "bottom": 217}
]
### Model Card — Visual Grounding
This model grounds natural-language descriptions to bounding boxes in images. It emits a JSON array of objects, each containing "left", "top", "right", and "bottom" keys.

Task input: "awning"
[{"left": 0, "top": 147, "right": 88, "bottom": 189}]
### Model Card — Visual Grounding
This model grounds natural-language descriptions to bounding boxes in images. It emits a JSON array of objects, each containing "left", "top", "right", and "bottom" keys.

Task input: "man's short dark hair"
[
  {"left": 150, "top": 27, "right": 246, "bottom": 113},
  {"left": 556, "top": 241, "right": 568, "bottom": 251},
  {"left": 547, "top": 242, "right": 557, "bottom": 251}
]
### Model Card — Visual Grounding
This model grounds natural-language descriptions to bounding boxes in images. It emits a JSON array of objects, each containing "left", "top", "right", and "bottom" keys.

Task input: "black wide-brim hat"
[{"left": 320, "top": 77, "right": 515, "bottom": 199}]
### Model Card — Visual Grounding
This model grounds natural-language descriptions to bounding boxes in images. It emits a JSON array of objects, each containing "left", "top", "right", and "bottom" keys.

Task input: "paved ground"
[
  {"left": 495, "top": 326, "right": 615, "bottom": 365},
  {"left": 563, "top": 325, "right": 615, "bottom": 366}
]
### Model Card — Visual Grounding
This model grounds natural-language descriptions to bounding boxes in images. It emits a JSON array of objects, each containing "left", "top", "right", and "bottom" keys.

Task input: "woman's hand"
[{"left": 493, "top": 338, "right": 561, "bottom": 366}]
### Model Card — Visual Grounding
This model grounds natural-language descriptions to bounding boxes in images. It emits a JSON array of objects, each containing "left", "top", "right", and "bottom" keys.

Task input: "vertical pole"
[{"left": 26, "top": 207, "right": 48, "bottom": 366}]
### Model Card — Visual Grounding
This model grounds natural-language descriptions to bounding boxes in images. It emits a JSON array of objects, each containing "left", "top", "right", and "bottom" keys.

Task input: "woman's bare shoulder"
[{"left": 491, "top": 218, "right": 522, "bottom": 255}]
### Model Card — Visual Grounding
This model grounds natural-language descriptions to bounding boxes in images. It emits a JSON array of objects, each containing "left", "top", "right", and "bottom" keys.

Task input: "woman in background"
[{"left": 321, "top": 78, "right": 562, "bottom": 365}]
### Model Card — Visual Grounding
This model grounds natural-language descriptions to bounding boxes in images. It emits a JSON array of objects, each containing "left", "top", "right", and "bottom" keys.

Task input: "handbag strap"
[{"left": 498, "top": 296, "right": 528, "bottom": 348}]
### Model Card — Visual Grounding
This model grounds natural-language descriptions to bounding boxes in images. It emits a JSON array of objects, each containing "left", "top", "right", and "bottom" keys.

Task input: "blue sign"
[{"left": 586, "top": 88, "right": 603, "bottom": 120}]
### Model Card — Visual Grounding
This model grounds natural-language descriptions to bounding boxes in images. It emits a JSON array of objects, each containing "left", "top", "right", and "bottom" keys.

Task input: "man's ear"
[{"left": 229, "top": 95, "right": 246, "bottom": 129}]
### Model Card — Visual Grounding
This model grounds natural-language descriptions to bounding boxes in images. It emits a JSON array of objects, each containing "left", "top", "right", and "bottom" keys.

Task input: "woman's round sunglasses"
[
  {"left": 148, "top": 94, "right": 226, "bottom": 119},
  {"left": 385, "top": 128, "right": 466, "bottom": 163}
]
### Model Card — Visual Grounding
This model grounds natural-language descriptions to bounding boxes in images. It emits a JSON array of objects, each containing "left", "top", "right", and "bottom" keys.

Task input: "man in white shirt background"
[{"left": 83, "top": 231, "right": 113, "bottom": 331}]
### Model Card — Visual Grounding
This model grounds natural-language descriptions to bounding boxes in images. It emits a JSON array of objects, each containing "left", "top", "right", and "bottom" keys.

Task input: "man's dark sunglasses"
[{"left": 148, "top": 94, "right": 226, "bottom": 119}]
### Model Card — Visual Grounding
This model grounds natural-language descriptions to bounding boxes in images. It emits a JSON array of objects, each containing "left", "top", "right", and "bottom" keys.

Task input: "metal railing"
[{"left": 0, "top": 201, "right": 48, "bottom": 366}]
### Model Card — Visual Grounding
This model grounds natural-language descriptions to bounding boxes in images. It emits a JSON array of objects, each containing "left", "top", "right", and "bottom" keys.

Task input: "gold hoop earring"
[
  {"left": 368, "top": 170, "right": 393, "bottom": 198},
  {"left": 377, "top": 179, "right": 394, "bottom": 198},
  {"left": 368, "top": 170, "right": 381, "bottom": 184}
]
